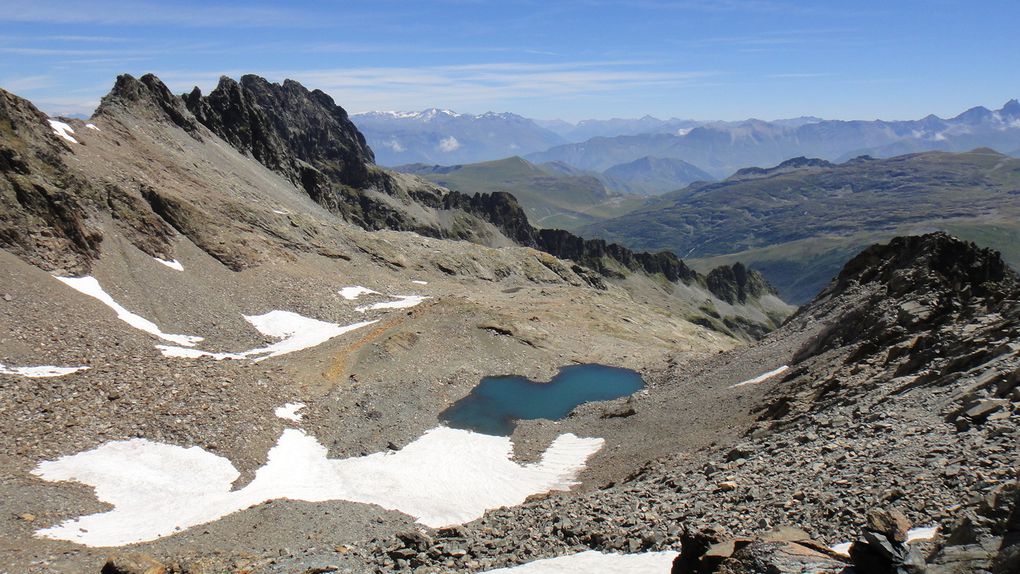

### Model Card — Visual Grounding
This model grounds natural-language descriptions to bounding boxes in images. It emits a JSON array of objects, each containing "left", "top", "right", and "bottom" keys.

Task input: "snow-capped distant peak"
[
  {"left": 355, "top": 109, "right": 525, "bottom": 123},
  {"left": 479, "top": 111, "right": 521, "bottom": 120},
  {"left": 356, "top": 108, "right": 462, "bottom": 121}
]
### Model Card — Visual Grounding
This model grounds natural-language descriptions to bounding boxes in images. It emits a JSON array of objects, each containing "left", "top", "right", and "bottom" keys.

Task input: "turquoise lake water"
[{"left": 440, "top": 363, "right": 645, "bottom": 436}]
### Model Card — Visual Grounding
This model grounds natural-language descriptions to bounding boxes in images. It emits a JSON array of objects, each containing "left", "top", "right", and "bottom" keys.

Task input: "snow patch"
[
  {"left": 274, "top": 402, "right": 305, "bottom": 422},
  {"left": 729, "top": 365, "right": 790, "bottom": 388},
  {"left": 481, "top": 550, "right": 676, "bottom": 573},
  {"left": 830, "top": 541, "right": 852, "bottom": 555},
  {"left": 158, "top": 311, "right": 377, "bottom": 362},
  {"left": 85, "top": 123, "right": 100, "bottom": 131},
  {"left": 411, "top": 280, "right": 428, "bottom": 285},
  {"left": 154, "top": 258, "right": 183, "bottom": 271},
  {"left": 48, "top": 119, "right": 77, "bottom": 144},
  {"left": 356, "top": 295, "right": 428, "bottom": 312},
  {"left": 339, "top": 286, "right": 380, "bottom": 300},
  {"left": 271, "top": 209, "right": 287, "bottom": 215},
  {"left": 55, "top": 276, "right": 203, "bottom": 347},
  {"left": 0, "top": 363, "right": 89, "bottom": 378},
  {"left": 33, "top": 427, "right": 604, "bottom": 547},
  {"left": 906, "top": 526, "right": 939, "bottom": 542}
]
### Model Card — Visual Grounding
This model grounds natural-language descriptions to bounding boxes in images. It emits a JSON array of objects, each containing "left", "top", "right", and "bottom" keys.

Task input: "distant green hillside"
[
  {"left": 398, "top": 156, "right": 648, "bottom": 231},
  {"left": 602, "top": 156, "right": 715, "bottom": 195},
  {"left": 582, "top": 149, "right": 1020, "bottom": 303}
]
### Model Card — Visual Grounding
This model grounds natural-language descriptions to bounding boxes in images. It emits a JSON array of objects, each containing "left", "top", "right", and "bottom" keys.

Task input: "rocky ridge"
[
  {"left": 1, "top": 74, "right": 791, "bottom": 338},
  {"left": 179, "top": 74, "right": 781, "bottom": 322}
]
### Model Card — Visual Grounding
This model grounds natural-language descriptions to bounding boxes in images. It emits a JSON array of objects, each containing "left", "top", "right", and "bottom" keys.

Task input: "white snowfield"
[
  {"left": 154, "top": 258, "right": 184, "bottom": 271},
  {"left": 85, "top": 123, "right": 100, "bottom": 131},
  {"left": 411, "top": 280, "right": 428, "bottom": 285},
  {"left": 830, "top": 526, "right": 939, "bottom": 556},
  {"left": 57, "top": 276, "right": 380, "bottom": 362},
  {"left": 481, "top": 550, "right": 676, "bottom": 573},
  {"left": 356, "top": 294, "right": 428, "bottom": 312},
  {"left": 0, "top": 363, "right": 89, "bottom": 378},
  {"left": 33, "top": 427, "right": 604, "bottom": 547},
  {"left": 729, "top": 365, "right": 790, "bottom": 388},
  {"left": 157, "top": 311, "right": 377, "bottom": 362},
  {"left": 274, "top": 402, "right": 306, "bottom": 422},
  {"left": 48, "top": 119, "right": 77, "bottom": 144},
  {"left": 56, "top": 276, "right": 203, "bottom": 347},
  {"left": 339, "top": 286, "right": 380, "bottom": 300}
]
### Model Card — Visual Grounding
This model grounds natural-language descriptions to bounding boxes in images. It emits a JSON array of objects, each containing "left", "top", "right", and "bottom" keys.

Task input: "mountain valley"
[
  {"left": 0, "top": 70, "right": 1017, "bottom": 574},
  {"left": 583, "top": 150, "right": 1020, "bottom": 304}
]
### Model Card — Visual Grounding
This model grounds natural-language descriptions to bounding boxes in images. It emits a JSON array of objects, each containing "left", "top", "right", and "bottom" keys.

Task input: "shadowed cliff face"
[
  {"left": 0, "top": 87, "right": 178, "bottom": 275},
  {"left": 0, "top": 89, "right": 99, "bottom": 275},
  {"left": 184, "top": 75, "right": 374, "bottom": 188},
  {"left": 706, "top": 262, "right": 777, "bottom": 304}
]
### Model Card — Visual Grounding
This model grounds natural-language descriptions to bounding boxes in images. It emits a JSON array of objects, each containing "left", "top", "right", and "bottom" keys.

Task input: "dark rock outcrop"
[
  {"left": 436, "top": 190, "right": 699, "bottom": 283},
  {"left": 758, "top": 232, "right": 1020, "bottom": 423},
  {"left": 671, "top": 525, "right": 850, "bottom": 574},
  {"left": 928, "top": 482, "right": 1020, "bottom": 574},
  {"left": 97, "top": 73, "right": 200, "bottom": 135},
  {"left": 849, "top": 508, "right": 926, "bottom": 573},
  {"left": 184, "top": 75, "right": 374, "bottom": 189},
  {"left": 0, "top": 88, "right": 102, "bottom": 274},
  {"left": 706, "top": 262, "right": 777, "bottom": 304}
]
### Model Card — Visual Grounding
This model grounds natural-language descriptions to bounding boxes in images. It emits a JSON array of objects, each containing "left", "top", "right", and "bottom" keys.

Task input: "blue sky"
[{"left": 0, "top": 0, "right": 1017, "bottom": 122}]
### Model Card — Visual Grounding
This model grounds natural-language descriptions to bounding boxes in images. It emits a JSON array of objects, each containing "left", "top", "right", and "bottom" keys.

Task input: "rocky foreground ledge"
[{"left": 98, "top": 489, "right": 1018, "bottom": 573}]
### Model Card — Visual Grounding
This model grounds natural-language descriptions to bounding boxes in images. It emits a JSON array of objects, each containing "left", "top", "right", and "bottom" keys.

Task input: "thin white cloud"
[
  {"left": 32, "top": 96, "right": 102, "bottom": 118},
  {"left": 0, "top": 75, "right": 54, "bottom": 92},
  {"left": 767, "top": 72, "right": 835, "bottom": 79},
  {"left": 438, "top": 136, "right": 461, "bottom": 152},
  {"left": 0, "top": 0, "right": 304, "bottom": 27},
  {"left": 0, "top": 47, "right": 123, "bottom": 56},
  {"left": 43, "top": 35, "right": 130, "bottom": 43},
  {"left": 25, "top": 60, "right": 719, "bottom": 121},
  {"left": 144, "top": 61, "right": 717, "bottom": 110}
]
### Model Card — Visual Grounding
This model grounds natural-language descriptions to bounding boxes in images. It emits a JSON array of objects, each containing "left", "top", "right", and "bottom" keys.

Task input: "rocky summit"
[{"left": 0, "top": 70, "right": 1016, "bottom": 574}]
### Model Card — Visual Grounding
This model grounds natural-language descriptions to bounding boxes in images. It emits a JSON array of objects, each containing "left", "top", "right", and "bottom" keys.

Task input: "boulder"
[
  {"left": 849, "top": 507, "right": 926, "bottom": 573},
  {"left": 867, "top": 508, "right": 912, "bottom": 542},
  {"left": 672, "top": 525, "right": 849, "bottom": 574},
  {"left": 101, "top": 553, "right": 166, "bottom": 574}
]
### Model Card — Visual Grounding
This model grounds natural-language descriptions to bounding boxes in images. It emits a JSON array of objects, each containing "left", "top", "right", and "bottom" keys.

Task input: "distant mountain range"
[
  {"left": 535, "top": 115, "right": 704, "bottom": 141},
  {"left": 528, "top": 101, "right": 1020, "bottom": 178},
  {"left": 351, "top": 109, "right": 567, "bottom": 166},
  {"left": 354, "top": 102, "right": 1020, "bottom": 179},
  {"left": 581, "top": 148, "right": 1020, "bottom": 303}
]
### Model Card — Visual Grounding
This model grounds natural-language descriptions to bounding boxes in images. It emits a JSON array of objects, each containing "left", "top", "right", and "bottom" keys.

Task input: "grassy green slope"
[
  {"left": 584, "top": 149, "right": 1020, "bottom": 303},
  {"left": 409, "top": 156, "right": 647, "bottom": 231}
]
